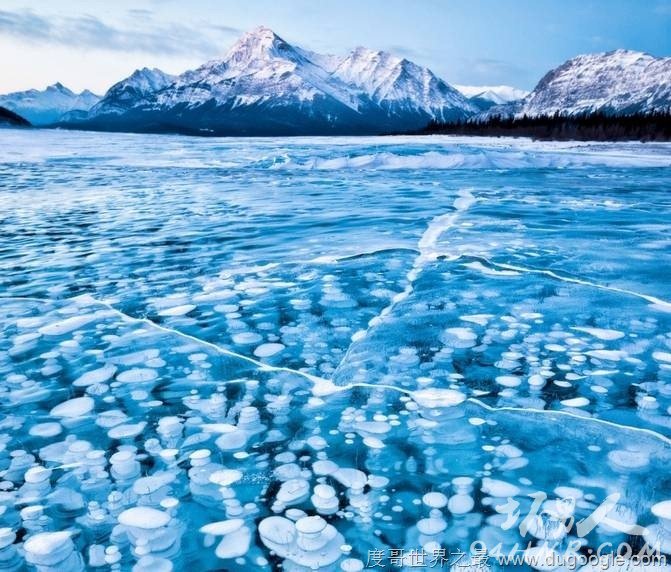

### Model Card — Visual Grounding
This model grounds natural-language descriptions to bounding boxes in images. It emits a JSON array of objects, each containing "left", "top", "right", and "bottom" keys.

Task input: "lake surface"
[{"left": 1, "top": 129, "right": 671, "bottom": 570}]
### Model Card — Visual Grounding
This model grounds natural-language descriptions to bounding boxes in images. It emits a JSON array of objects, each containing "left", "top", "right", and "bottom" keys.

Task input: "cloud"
[{"left": 0, "top": 8, "right": 242, "bottom": 57}]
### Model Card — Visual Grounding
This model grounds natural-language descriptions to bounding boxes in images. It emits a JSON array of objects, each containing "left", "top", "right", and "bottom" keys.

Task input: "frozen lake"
[{"left": 1, "top": 129, "right": 671, "bottom": 570}]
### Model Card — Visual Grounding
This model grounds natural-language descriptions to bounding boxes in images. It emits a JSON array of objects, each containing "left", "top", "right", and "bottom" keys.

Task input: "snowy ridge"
[
  {"left": 155, "top": 28, "right": 360, "bottom": 111},
  {"left": 90, "top": 68, "right": 176, "bottom": 116},
  {"left": 482, "top": 50, "right": 671, "bottom": 119},
  {"left": 333, "top": 47, "right": 478, "bottom": 119},
  {"left": 522, "top": 49, "right": 671, "bottom": 116},
  {"left": 0, "top": 83, "right": 100, "bottom": 125}
]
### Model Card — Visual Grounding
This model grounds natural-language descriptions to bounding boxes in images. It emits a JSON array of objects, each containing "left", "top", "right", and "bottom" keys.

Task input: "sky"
[{"left": 1, "top": 0, "right": 670, "bottom": 95}]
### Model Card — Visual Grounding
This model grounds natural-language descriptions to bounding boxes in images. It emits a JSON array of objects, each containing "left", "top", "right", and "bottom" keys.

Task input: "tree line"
[{"left": 417, "top": 111, "right": 671, "bottom": 141}]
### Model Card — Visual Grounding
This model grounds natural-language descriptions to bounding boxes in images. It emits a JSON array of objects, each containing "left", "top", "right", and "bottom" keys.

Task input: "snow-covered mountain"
[
  {"left": 482, "top": 50, "right": 671, "bottom": 119},
  {"left": 455, "top": 85, "right": 528, "bottom": 111},
  {"left": 332, "top": 47, "right": 477, "bottom": 121},
  {"left": 0, "top": 83, "right": 100, "bottom": 125},
  {"left": 522, "top": 50, "right": 671, "bottom": 116},
  {"left": 66, "top": 27, "right": 476, "bottom": 135},
  {"left": 89, "top": 68, "right": 176, "bottom": 116}
]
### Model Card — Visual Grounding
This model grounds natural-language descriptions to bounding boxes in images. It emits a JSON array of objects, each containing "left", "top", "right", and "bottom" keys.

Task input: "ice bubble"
[
  {"left": 50, "top": 396, "right": 94, "bottom": 418},
  {"left": 295, "top": 515, "right": 327, "bottom": 535},
  {"left": 545, "top": 344, "right": 566, "bottom": 352},
  {"left": 312, "top": 484, "right": 339, "bottom": 515},
  {"left": 363, "top": 436, "right": 385, "bottom": 449},
  {"left": 119, "top": 507, "right": 170, "bottom": 529},
  {"left": 448, "top": 493, "right": 475, "bottom": 514},
  {"left": 38, "top": 314, "right": 98, "bottom": 336},
  {"left": 560, "top": 397, "right": 590, "bottom": 408},
  {"left": 653, "top": 351, "right": 671, "bottom": 364},
  {"left": 110, "top": 450, "right": 141, "bottom": 481},
  {"left": 412, "top": 388, "right": 466, "bottom": 408},
  {"left": 417, "top": 517, "right": 447, "bottom": 535},
  {"left": 353, "top": 421, "right": 391, "bottom": 435},
  {"left": 528, "top": 374, "right": 546, "bottom": 388},
  {"left": 285, "top": 509, "right": 307, "bottom": 522},
  {"left": 133, "top": 473, "right": 175, "bottom": 496},
  {"left": 29, "top": 422, "right": 62, "bottom": 438},
  {"left": 333, "top": 468, "right": 367, "bottom": 491},
  {"left": 200, "top": 518, "right": 244, "bottom": 535},
  {"left": 0, "top": 528, "right": 15, "bottom": 550},
  {"left": 495, "top": 375, "right": 521, "bottom": 388},
  {"left": 210, "top": 524, "right": 251, "bottom": 559},
  {"left": 237, "top": 406, "right": 264, "bottom": 433},
  {"left": 441, "top": 327, "right": 477, "bottom": 348},
  {"left": 253, "top": 343, "right": 285, "bottom": 358},
  {"left": 209, "top": 469, "right": 243, "bottom": 487},
  {"left": 24, "top": 466, "right": 51, "bottom": 484},
  {"left": 482, "top": 478, "right": 520, "bottom": 498},
  {"left": 73, "top": 365, "right": 117, "bottom": 387},
  {"left": 652, "top": 500, "right": 671, "bottom": 522},
  {"left": 23, "top": 531, "right": 81, "bottom": 569},
  {"left": 586, "top": 350, "right": 625, "bottom": 361},
  {"left": 108, "top": 422, "right": 147, "bottom": 440},
  {"left": 306, "top": 435, "right": 328, "bottom": 450},
  {"left": 116, "top": 368, "right": 158, "bottom": 383},
  {"left": 157, "top": 304, "right": 196, "bottom": 317},
  {"left": 422, "top": 492, "right": 448, "bottom": 509},
  {"left": 276, "top": 479, "right": 310, "bottom": 506},
  {"left": 608, "top": 449, "right": 649, "bottom": 473},
  {"left": 133, "top": 556, "right": 173, "bottom": 572},
  {"left": 95, "top": 409, "right": 128, "bottom": 428},
  {"left": 215, "top": 430, "right": 248, "bottom": 452},
  {"left": 571, "top": 327, "right": 625, "bottom": 340},
  {"left": 312, "top": 460, "right": 339, "bottom": 476},
  {"left": 460, "top": 314, "right": 494, "bottom": 326},
  {"left": 231, "top": 332, "right": 263, "bottom": 345},
  {"left": 259, "top": 516, "right": 296, "bottom": 546}
]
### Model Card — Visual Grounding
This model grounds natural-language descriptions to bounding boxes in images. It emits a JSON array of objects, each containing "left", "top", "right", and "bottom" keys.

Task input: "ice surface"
[{"left": 0, "top": 130, "right": 670, "bottom": 570}]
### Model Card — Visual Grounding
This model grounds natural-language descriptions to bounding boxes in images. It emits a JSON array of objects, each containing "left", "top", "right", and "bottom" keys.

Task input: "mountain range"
[
  {"left": 1, "top": 28, "right": 669, "bottom": 135},
  {"left": 56, "top": 27, "right": 478, "bottom": 135},
  {"left": 0, "top": 83, "right": 99, "bottom": 125}
]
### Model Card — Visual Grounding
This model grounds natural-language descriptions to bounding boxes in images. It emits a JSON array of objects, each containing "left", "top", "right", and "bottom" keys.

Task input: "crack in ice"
[
  {"left": 460, "top": 256, "right": 671, "bottom": 312},
  {"left": 334, "top": 188, "right": 477, "bottom": 369}
]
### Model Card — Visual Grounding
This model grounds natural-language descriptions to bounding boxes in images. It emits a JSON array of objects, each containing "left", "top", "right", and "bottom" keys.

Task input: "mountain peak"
[
  {"left": 47, "top": 82, "right": 73, "bottom": 95},
  {"left": 225, "top": 26, "right": 293, "bottom": 66}
]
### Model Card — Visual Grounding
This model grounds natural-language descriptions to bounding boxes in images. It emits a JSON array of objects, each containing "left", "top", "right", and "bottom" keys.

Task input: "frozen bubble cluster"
[{"left": 1, "top": 132, "right": 671, "bottom": 569}]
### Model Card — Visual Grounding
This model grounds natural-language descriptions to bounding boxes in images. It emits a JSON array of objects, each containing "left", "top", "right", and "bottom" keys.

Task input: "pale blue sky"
[{"left": 1, "top": 0, "right": 670, "bottom": 94}]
